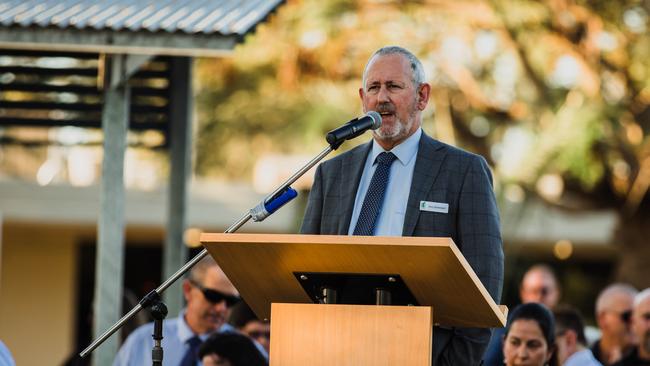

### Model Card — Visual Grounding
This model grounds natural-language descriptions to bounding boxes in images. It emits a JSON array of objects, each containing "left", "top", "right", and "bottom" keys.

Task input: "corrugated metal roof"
[{"left": 0, "top": 0, "right": 284, "bottom": 36}]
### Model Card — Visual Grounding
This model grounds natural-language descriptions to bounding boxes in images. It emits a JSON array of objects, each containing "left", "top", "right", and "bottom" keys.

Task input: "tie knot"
[
  {"left": 376, "top": 151, "right": 397, "bottom": 166},
  {"left": 187, "top": 336, "right": 201, "bottom": 347}
]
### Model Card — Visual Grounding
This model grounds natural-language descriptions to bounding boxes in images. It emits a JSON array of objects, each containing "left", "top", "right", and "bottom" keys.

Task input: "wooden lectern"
[{"left": 201, "top": 233, "right": 507, "bottom": 366}]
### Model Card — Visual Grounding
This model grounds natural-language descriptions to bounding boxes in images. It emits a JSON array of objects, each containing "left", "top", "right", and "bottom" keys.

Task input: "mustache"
[{"left": 376, "top": 103, "right": 395, "bottom": 114}]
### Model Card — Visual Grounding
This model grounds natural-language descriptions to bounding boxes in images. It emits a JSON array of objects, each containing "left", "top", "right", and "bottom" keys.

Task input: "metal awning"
[{"left": 0, "top": 0, "right": 285, "bottom": 56}]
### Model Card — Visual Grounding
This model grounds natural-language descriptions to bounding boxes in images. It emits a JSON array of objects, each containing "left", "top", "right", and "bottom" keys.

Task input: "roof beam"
[{"left": 0, "top": 27, "right": 238, "bottom": 57}]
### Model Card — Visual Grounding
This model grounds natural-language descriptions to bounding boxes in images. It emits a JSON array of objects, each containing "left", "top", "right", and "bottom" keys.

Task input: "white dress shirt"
[{"left": 565, "top": 348, "right": 602, "bottom": 366}]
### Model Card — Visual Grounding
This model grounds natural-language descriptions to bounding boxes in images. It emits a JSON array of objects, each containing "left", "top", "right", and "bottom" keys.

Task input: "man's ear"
[
  {"left": 565, "top": 329, "right": 578, "bottom": 347},
  {"left": 182, "top": 279, "right": 192, "bottom": 302},
  {"left": 417, "top": 83, "right": 431, "bottom": 110}
]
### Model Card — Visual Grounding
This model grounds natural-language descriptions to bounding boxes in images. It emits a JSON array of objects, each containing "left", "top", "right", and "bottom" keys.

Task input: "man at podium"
[{"left": 301, "top": 46, "right": 504, "bottom": 365}]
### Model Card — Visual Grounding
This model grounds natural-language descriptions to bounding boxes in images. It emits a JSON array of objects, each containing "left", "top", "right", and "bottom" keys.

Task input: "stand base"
[{"left": 270, "top": 303, "right": 433, "bottom": 366}]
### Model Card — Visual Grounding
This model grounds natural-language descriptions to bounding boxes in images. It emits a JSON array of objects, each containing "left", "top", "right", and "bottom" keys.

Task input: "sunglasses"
[
  {"left": 189, "top": 279, "right": 240, "bottom": 307},
  {"left": 248, "top": 330, "right": 271, "bottom": 340},
  {"left": 619, "top": 310, "right": 632, "bottom": 323}
]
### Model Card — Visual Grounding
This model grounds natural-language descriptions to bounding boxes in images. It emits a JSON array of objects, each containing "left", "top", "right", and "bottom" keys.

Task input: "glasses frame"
[{"left": 188, "top": 278, "right": 240, "bottom": 307}]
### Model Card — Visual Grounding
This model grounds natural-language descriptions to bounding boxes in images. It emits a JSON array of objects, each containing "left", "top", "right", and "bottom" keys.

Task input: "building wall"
[{"left": 0, "top": 222, "right": 84, "bottom": 365}]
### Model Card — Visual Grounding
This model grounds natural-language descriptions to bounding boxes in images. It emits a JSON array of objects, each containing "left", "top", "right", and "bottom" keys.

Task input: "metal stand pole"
[
  {"left": 321, "top": 287, "right": 338, "bottom": 304},
  {"left": 150, "top": 301, "right": 168, "bottom": 366},
  {"left": 375, "top": 288, "right": 392, "bottom": 305}
]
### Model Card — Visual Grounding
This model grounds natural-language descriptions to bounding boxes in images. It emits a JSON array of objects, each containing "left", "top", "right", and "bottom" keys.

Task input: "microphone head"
[{"left": 367, "top": 111, "right": 382, "bottom": 130}]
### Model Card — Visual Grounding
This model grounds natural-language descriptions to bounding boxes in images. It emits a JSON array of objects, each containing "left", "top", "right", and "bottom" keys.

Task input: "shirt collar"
[
  {"left": 177, "top": 309, "right": 237, "bottom": 343},
  {"left": 178, "top": 309, "right": 197, "bottom": 343},
  {"left": 370, "top": 127, "right": 421, "bottom": 166}
]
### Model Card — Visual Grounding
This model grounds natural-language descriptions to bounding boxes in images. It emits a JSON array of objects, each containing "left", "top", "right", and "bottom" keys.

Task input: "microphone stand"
[{"left": 79, "top": 144, "right": 338, "bottom": 362}]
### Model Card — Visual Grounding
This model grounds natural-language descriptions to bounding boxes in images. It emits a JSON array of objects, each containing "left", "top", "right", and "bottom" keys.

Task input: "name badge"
[{"left": 420, "top": 201, "right": 449, "bottom": 214}]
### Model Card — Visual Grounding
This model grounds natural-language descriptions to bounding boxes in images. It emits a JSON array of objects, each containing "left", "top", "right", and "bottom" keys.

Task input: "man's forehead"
[
  {"left": 524, "top": 271, "right": 556, "bottom": 287},
  {"left": 203, "top": 266, "right": 238, "bottom": 294},
  {"left": 365, "top": 54, "right": 411, "bottom": 81}
]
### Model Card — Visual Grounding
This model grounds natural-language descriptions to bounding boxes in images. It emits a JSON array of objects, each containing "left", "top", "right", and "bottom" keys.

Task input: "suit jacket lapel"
[
  {"left": 402, "top": 133, "right": 446, "bottom": 236},
  {"left": 338, "top": 141, "right": 372, "bottom": 234}
]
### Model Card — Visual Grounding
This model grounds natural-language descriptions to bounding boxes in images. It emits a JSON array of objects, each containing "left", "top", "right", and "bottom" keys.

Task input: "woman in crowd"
[{"left": 503, "top": 302, "right": 559, "bottom": 366}]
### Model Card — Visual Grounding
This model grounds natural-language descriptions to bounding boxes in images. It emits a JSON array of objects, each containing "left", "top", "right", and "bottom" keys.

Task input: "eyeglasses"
[
  {"left": 248, "top": 330, "right": 271, "bottom": 340},
  {"left": 619, "top": 310, "right": 632, "bottom": 323},
  {"left": 189, "top": 279, "right": 240, "bottom": 307}
]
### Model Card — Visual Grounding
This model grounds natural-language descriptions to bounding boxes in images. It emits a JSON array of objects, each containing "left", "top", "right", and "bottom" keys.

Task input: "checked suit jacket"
[{"left": 300, "top": 131, "right": 504, "bottom": 366}]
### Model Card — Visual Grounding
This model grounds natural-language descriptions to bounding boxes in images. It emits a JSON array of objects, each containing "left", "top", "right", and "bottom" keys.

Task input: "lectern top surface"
[{"left": 200, "top": 233, "right": 506, "bottom": 328}]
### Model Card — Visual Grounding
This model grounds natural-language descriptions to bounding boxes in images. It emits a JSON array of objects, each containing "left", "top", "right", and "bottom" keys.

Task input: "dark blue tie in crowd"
[
  {"left": 353, "top": 151, "right": 397, "bottom": 236},
  {"left": 179, "top": 336, "right": 201, "bottom": 366}
]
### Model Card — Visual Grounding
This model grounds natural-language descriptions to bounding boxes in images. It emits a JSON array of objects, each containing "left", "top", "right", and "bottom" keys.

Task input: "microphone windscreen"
[{"left": 367, "top": 111, "right": 382, "bottom": 130}]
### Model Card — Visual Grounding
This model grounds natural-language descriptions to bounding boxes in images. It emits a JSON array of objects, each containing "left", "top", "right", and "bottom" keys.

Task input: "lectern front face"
[
  {"left": 269, "top": 303, "right": 433, "bottom": 366},
  {"left": 200, "top": 233, "right": 506, "bottom": 328}
]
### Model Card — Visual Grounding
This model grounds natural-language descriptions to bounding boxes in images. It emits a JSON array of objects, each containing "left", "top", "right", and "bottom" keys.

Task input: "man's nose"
[
  {"left": 377, "top": 85, "right": 390, "bottom": 102},
  {"left": 213, "top": 299, "right": 228, "bottom": 311}
]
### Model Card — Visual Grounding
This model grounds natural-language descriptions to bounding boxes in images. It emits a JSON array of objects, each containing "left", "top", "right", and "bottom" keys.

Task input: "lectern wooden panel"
[
  {"left": 200, "top": 233, "right": 506, "bottom": 328},
  {"left": 270, "top": 303, "right": 433, "bottom": 366}
]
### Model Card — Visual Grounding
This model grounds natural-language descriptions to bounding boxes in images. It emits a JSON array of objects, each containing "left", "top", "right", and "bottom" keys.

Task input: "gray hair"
[
  {"left": 188, "top": 256, "right": 218, "bottom": 285},
  {"left": 362, "top": 46, "right": 426, "bottom": 88},
  {"left": 634, "top": 288, "right": 650, "bottom": 308},
  {"left": 595, "top": 283, "right": 638, "bottom": 314}
]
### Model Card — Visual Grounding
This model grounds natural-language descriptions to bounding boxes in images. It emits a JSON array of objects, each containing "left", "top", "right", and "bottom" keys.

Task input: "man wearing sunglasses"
[
  {"left": 613, "top": 288, "right": 650, "bottom": 366},
  {"left": 113, "top": 257, "right": 242, "bottom": 366},
  {"left": 592, "top": 283, "right": 638, "bottom": 366}
]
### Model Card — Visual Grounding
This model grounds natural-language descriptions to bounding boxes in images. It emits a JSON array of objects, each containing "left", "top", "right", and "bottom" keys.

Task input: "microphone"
[{"left": 326, "top": 111, "right": 382, "bottom": 148}]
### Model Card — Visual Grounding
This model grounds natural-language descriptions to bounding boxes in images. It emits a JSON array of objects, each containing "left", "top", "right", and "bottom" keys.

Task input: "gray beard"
[{"left": 374, "top": 110, "right": 418, "bottom": 142}]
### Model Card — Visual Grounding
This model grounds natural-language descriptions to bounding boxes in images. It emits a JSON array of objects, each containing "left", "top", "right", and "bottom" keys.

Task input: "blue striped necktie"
[
  {"left": 353, "top": 151, "right": 397, "bottom": 236},
  {"left": 179, "top": 336, "right": 201, "bottom": 366}
]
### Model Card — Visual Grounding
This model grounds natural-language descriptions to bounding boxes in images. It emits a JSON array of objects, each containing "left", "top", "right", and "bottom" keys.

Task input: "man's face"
[
  {"left": 242, "top": 320, "right": 271, "bottom": 352},
  {"left": 520, "top": 270, "right": 559, "bottom": 308},
  {"left": 632, "top": 296, "right": 650, "bottom": 356},
  {"left": 554, "top": 329, "right": 576, "bottom": 365},
  {"left": 598, "top": 292, "right": 634, "bottom": 344},
  {"left": 359, "top": 53, "right": 429, "bottom": 149},
  {"left": 184, "top": 267, "right": 239, "bottom": 334}
]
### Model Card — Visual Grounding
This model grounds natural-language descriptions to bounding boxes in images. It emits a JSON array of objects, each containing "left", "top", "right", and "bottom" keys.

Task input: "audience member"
[
  {"left": 520, "top": 264, "right": 561, "bottom": 308},
  {"left": 484, "top": 264, "right": 561, "bottom": 365},
  {"left": 612, "top": 288, "right": 650, "bottom": 366},
  {"left": 554, "top": 305, "right": 602, "bottom": 365},
  {"left": 503, "top": 302, "right": 559, "bottom": 366},
  {"left": 229, "top": 302, "right": 271, "bottom": 353},
  {"left": 113, "top": 257, "right": 240, "bottom": 366},
  {"left": 592, "top": 283, "right": 638, "bottom": 365},
  {"left": 198, "top": 332, "right": 268, "bottom": 366}
]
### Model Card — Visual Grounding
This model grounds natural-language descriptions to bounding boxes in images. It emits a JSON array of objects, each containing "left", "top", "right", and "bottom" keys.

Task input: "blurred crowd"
[
  {"left": 487, "top": 264, "right": 650, "bottom": 366},
  {"left": 1, "top": 260, "right": 647, "bottom": 366}
]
